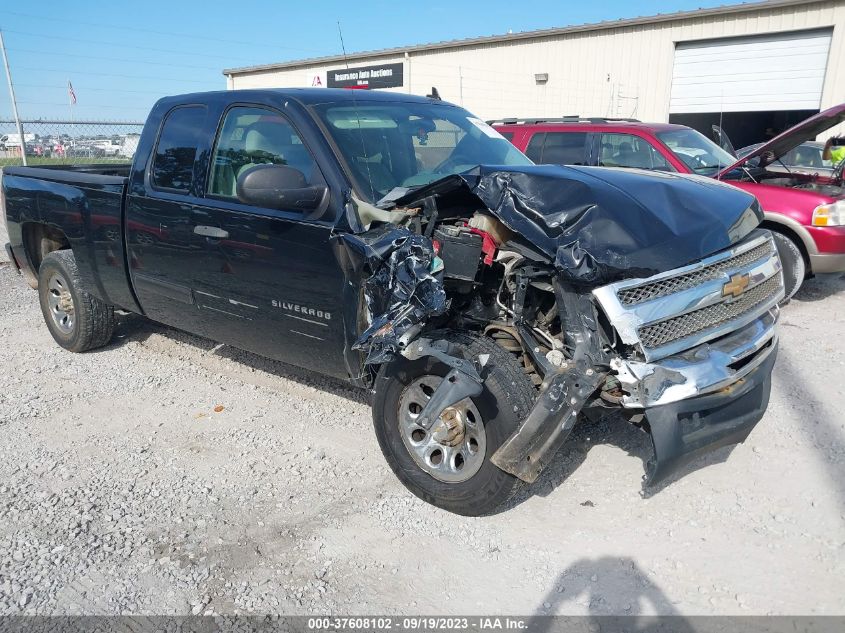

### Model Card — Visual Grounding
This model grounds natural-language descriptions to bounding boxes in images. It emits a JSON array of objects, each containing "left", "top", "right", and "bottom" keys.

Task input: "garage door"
[{"left": 670, "top": 29, "right": 832, "bottom": 114}]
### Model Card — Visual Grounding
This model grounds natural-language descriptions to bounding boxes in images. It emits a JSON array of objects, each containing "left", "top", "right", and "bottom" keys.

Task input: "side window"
[
  {"left": 541, "top": 132, "right": 588, "bottom": 165},
  {"left": 209, "top": 106, "right": 320, "bottom": 199},
  {"left": 152, "top": 106, "right": 207, "bottom": 191},
  {"left": 599, "top": 133, "right": 674, "bottom": 171},
  {"left": 524, "top": 133, "right": 546, "bottom": 162},
  {"left": 499, "top": 131, "right": 515, "bottom": 142}
]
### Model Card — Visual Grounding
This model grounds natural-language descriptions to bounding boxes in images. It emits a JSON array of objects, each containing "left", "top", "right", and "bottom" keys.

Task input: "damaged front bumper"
[
  {"left": 644, "top": 342, "right": 776, "bottom": 484},
  {"left": 490, "top": 312, "right": 779, "bottom": 486},
  {"left": 611, "top": 308, "right": 779, "bottom": 409},
  {"left": 612, "top": 309, "right": 779, "bottom": 485},
  {"left": 495, "top": 232, "right": 783, "bottom": 487}
]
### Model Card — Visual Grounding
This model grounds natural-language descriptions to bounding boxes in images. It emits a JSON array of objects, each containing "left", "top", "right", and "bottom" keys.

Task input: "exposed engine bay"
[
  {"left": 742, "top": 172, "right": 845, "bottom": 198},
  {"left": 335, "top": 164, "right": 784, "bottom": 486}
]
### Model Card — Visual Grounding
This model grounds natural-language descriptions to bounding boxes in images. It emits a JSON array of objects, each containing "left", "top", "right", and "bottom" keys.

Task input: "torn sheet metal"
[
  {"left": 336, "top": 226, "right": 447, "bottom": 365},
  {"left": 491, "top": 361, "right": 604, "bottom": 483},
  {"left": 391, "top": 164, "right": 763, "bottom": 286}
]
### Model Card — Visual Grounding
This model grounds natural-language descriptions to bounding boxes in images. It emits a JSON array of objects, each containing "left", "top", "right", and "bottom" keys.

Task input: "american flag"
[{"left": 67, "top": 81, "right": 77, "bottom": 105}]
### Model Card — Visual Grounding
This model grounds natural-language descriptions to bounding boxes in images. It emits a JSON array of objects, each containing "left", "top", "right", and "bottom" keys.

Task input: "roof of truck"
[{"left": 158, "top": 88, "right": 450, "bottom": 108}]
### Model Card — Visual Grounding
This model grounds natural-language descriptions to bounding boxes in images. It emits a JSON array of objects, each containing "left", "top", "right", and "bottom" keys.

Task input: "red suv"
[{"left": 494, "top": 106, "right": 845, "bottom": 299}]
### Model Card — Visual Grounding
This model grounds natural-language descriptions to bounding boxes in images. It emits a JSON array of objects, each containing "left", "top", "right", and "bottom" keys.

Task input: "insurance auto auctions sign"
[{"left": 326, "top": 62, "right": 404, "bottom": 89}]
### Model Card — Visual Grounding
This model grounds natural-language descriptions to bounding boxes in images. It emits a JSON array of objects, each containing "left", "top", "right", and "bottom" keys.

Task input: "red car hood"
[{"left": 717, "top": 102, "right": 845, "bottom": 178}]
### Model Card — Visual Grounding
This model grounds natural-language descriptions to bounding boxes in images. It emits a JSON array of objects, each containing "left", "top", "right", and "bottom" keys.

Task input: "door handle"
[{"left": 194, "top": 225, "right": 229, "bottom": 239}]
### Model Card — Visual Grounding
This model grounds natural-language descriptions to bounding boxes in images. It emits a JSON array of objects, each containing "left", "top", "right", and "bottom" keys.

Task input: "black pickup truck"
[{"left": 2, "top": 89, "right": 784, "bottom": 515}]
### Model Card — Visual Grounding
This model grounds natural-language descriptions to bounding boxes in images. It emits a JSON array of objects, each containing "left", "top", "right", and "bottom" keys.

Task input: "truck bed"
[{"left": 2, "top": 164, "right": 140, "bottom": 312}]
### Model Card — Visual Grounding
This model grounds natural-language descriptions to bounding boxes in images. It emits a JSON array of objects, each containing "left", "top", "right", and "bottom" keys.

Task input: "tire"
[
  {"left": 372, "top": 330, "right": 537, "bottom": 516},
  {"left": 38, "top": 250, "right": 115, "bottom": 352},
  {"left": 771, "top": 231, "right": 806, "bottom": 302}
]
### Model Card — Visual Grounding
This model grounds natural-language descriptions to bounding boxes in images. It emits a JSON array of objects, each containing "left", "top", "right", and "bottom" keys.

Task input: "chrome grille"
[
  {"left": 593, "top": 231, "right": 785, "bottom": 362},
  {"left": 617, "top": 241, "right": 773, "bottom": 306},
  {"left": 638, "top": 275, "right": 782, "bottom": 349}
]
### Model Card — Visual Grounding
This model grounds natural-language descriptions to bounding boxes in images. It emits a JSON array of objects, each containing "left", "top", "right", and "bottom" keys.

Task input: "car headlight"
[{"left": 812, "top": 200, "right": 845, "bottom": 226}]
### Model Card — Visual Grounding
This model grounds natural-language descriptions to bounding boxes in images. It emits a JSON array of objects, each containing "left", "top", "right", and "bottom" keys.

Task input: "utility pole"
[{"left": 0, "top": 29, "right": 27, "bottom": 166}]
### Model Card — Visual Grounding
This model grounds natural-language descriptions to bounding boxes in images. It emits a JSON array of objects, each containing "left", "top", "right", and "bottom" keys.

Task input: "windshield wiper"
[{"left": 376, "top": 186, "right": 416, "bottom": 209}]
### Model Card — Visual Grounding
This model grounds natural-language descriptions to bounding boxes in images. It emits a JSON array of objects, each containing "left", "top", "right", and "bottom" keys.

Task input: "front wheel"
[
  {"left": 38, "top": 250, "right": 115, "bottom": 352},
  {"left": 771, "top": 231, "right": 806, "bottom": 302},
  {"left": 372, "top": 331, "right": 537, "bottom": 516}
]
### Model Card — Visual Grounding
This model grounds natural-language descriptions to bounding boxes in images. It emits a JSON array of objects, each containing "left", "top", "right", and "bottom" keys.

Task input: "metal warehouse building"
[{"left": 224, "top": 0, "right": 845, "bottom": 147}]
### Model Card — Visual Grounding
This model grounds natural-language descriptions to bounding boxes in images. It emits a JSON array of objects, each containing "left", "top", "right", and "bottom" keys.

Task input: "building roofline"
[{"left": 223, "top": 0, "right": 829, "bottom": 76}]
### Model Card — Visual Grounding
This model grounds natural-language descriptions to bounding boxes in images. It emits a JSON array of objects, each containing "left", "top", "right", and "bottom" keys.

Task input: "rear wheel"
[
  {"left": 372, "top": 330, "right": 537, "bottom": 516},
  {"left": 38, "top": 250, "right": 115, "bottom": 352},
  {"left": 771, "top": 231, "right": 806, "bottom": 302}
]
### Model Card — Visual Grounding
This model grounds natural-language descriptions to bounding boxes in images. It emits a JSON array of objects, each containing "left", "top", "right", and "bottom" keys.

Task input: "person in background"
[{"left": 822, "top": 136, "right": 845, "bottom": 167}]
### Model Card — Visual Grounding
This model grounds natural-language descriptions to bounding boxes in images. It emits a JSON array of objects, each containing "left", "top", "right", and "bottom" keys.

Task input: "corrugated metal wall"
[{"left": 229, "top": 0, "right": 845, "bottom": 126}]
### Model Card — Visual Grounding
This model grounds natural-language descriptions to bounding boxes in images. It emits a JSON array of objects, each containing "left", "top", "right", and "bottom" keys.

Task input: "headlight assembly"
[{"left": 812, "top": 200, "right": 845, "bottom": 227}]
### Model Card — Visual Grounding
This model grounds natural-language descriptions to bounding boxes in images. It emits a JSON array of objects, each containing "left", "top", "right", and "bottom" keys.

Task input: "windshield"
[
  {"left": 783, "top": 144, "right": 833, "bottom": 169},
  {"left": 656, "top": 128, "right": 736, "bottom": 176},
  {"left": 312, "top": 101, "right": 532, "bottom": 202}
]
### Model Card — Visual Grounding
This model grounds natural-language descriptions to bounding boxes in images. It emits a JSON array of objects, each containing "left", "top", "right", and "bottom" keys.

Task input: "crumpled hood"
[{"left": 393, "top": 164, "right": 761, "bottom": 285}]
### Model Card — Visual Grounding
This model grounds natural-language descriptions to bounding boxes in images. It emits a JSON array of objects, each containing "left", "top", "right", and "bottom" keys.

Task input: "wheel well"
[
  {"left": 760, "top": 221, "right": 810, "bottom": 267},
  {"left": 22, "top": 222, "right": 71, "bottom": 277}
]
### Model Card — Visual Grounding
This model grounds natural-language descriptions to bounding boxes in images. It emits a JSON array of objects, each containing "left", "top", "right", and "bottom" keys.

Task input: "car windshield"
[
  {"left": 783, "top": 144, "right": 833, "bottom": 169},
  {"left": 312, "top": 101, "right": 532, "bottom": 202},
  {"left": 656, "top": 128, "right": 736, "bottom": 175}
]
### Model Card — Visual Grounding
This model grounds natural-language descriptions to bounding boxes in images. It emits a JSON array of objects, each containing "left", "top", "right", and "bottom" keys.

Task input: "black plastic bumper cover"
[{"left": 644, "top": 344, "right": 777, "bottom": 486}]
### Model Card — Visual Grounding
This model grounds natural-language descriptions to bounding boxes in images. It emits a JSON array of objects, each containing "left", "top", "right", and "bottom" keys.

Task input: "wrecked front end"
[{"left": 338, "top": 164, "right": 784, "bottom": 488}]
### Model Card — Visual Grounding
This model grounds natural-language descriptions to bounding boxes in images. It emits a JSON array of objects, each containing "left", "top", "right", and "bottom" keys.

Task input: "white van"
[
  {"left": 118, "top": 134, "right": 140, "bottom": 158},
  {"left": 0, "top": 133, "right": 36, "bottom": 149}
]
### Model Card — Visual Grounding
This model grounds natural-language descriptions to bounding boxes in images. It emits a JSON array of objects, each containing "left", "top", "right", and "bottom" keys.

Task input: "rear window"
[
  {"left": 542, "top": 132, "right": 588, "bottom": 165},
  {"left": 152, "top": 106, "right": 207, "bottom": 192},
  {"left": 524, "top": 131, "right": 588, "bottom": 165},
  {"left": 525, "top": 133, "right": 545, "bottom": 162}
]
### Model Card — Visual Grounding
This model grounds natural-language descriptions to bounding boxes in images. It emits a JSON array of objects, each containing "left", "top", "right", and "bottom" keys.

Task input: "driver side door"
[{"left": 188, "top": 105, "right": 349, "bottom": 379}]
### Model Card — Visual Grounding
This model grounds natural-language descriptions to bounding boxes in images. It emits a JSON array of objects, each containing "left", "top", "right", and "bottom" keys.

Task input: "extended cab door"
[{"left": 125, "top": 104, "right": 213, "bottom": 334}]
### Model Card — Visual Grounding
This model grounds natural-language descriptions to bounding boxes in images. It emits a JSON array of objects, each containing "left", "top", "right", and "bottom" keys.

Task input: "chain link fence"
[{"left": 0, "top": 119, "right": 145, "bottom": 167}]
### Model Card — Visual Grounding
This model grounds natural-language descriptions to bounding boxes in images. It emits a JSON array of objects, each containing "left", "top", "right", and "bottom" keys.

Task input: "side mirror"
[{"left": 236, "top": 164, "right": 327, "bottom": 211}]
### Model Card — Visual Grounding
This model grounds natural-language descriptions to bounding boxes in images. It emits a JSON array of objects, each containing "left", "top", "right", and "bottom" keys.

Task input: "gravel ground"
[{"left": 0, "top": 260, "right": 843, "bottom": 616}]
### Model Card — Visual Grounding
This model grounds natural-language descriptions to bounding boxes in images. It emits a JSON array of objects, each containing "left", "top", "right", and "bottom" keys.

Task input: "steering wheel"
[{"left": 691, "top": 154, "right": 710, "bottom": 168}]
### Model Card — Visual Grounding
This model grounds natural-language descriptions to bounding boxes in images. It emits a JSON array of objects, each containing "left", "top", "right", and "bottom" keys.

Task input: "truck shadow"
[
  {"left": 773, "top": 347, "right": 845, "bottom": 512},
  {"left": 792, "top": 272, "right": 845, "bottom": 303},
  {"left": 507, "top": 413, "right": 736, "bottom": 511},
  {"left": 528, "top": 557, "right": 695, "bottom": 627},
  {"left": 107, "top": 312, "right": 370, "bottom": 406}
]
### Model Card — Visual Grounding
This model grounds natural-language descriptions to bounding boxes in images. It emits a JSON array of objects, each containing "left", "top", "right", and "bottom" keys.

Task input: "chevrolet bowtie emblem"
[{"left": 722, "top": 273, "right": 751, "bottom": 299}]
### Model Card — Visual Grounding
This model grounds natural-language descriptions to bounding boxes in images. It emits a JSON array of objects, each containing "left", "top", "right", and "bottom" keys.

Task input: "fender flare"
[{"left": 760, "top": 212, "right": 817, "bottom": 257}]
